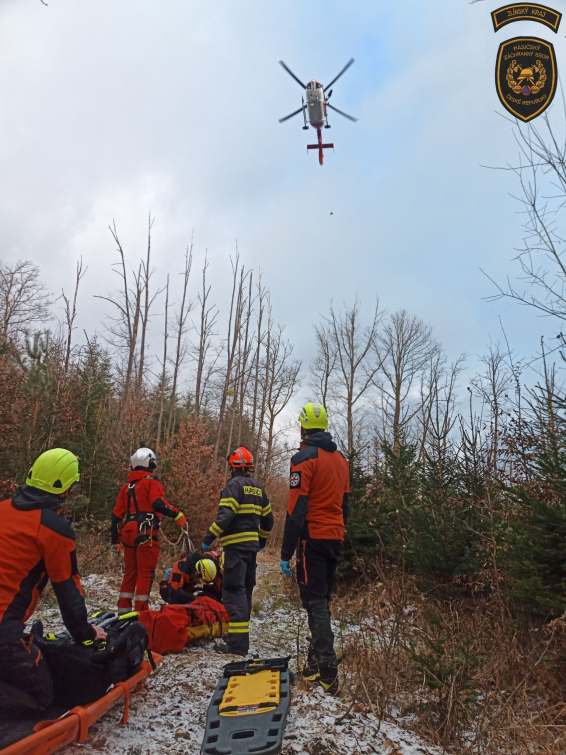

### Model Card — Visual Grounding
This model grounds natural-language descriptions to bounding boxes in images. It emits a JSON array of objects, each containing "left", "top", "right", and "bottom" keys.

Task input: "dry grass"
[{"left": 323, "top": 568, "right": 566, "bottom": 754}]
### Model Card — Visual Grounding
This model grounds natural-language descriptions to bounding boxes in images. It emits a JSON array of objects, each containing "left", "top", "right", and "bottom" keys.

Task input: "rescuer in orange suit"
[
  {"left": 0, "top": 449, "right": 106, "bottom": 714},
  {"left": 280, "top": 403, "right": 350, "bottom": 695},
  {"left": 111, "top": 444, "right": 187, "bottom": 614}
]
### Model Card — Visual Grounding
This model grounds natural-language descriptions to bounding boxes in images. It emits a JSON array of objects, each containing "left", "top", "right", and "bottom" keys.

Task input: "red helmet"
[{"left": 227, "top": 447, "right": 254, "bottom": 469}]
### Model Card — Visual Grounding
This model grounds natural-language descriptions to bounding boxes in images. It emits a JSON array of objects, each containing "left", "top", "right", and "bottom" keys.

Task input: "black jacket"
[{"left": 202, "top": 473, "right": 274, "bottom": 551}]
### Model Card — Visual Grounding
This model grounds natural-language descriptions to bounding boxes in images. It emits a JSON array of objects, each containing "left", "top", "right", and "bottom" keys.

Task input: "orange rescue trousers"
[{"left": 117, "top": 524, "right": 160, "bottom": 614}]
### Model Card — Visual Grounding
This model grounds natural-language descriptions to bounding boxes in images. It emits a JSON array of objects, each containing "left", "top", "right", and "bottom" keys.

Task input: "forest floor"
[{"left": 32, "top": 559, "right": 441, "bottom": 755}]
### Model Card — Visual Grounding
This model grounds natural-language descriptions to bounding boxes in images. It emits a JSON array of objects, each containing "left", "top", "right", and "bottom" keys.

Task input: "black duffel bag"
[{"left": 35, "top": 615, "right": 150, "bottom": 708}]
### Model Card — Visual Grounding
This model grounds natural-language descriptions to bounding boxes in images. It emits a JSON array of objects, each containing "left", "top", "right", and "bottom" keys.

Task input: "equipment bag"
[
  {"left": 185, "top": 595, "right": 230, "bottom": 643},
  {"left": 35, "top": 617, "right": 149, "bottom": 708},
  {"left": 139, "top": 597, "right": 229, "bottom": 654}
]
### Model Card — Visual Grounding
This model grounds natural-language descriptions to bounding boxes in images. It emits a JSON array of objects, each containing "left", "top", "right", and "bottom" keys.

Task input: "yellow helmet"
[
  {"left": 26, "top": 449, "right": 80, "bottom": 495},
  {"left": 196, "top": 558, "right": 218, "bottom": 584},
  {"left": 299, "top": 403, "right": 328, "bottom": 431}
]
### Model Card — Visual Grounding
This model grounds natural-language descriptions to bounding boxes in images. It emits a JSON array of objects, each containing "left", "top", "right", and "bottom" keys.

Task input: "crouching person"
[
  {"left": 159, "top": 552, "right": 223, "bottom": 605},
  {"left": 0, "top": 450, "right": 106, "bottom": 715},
  {"left": 202, "top": 448, "right": 273, "bottom": 656}
]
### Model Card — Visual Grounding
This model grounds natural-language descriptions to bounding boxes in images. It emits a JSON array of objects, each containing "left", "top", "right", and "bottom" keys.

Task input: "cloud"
[{"left": 0, "top": 0, "right": 561, "bottom": 403}]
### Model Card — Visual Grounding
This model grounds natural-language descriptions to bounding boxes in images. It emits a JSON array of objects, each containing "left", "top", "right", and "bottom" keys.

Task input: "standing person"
[
  {"left": 202, "top": 447, "right": 273, "bottom": 656},
  {"left": 0, "top": 449, "right": 106, "bottom": 714},
  {"left": 111, "top": 444, "right": 187, "bottom": 614},
  {"left": 280, "top": 403, "right": 350, "bottom": 695}
]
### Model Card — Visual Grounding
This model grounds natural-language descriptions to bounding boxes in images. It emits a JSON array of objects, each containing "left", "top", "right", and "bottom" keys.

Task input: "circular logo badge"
[{"left": 290, "top": 472, "right": 301, "bottom": 488}]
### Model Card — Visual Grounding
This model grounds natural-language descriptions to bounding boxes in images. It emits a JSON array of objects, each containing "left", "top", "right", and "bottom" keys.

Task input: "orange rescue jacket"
[
  {"left": 281, "top": 431, "right": 350, "bottom": 561},
  {"left": 0, "top": 485, "right": 95, "bottom": 644}
]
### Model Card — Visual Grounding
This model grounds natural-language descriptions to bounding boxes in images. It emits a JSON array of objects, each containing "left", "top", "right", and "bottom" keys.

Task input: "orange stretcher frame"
[{"left": 0, "top": 654, "right": 162, "bottom": 755}]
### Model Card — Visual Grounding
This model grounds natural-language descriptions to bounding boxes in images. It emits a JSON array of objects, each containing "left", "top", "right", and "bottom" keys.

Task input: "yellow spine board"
[{"left": 219, "top": 670, "right": 280, "bottom": 717}]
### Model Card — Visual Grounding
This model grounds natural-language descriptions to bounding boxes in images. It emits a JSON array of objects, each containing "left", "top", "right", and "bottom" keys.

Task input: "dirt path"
[{"left": 32, "top": 561, "right": 438, "bottom": 755}]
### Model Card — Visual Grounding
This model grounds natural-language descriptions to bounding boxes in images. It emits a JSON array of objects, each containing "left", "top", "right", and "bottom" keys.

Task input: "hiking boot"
[
  {"left": 214, "top": 638, "right": 247, "bottom": 657},
  {"left": 30, "top": 620, "right": 43, "bottom": 639},
  {"left": 301, "top": 663, "right": 319, "bottom": 681},
  {"left": 317, "top": 664, "right": 339, "bottom": 696},
  {"left": 301, "top": 639, "right": 318, "bottom": 680}
]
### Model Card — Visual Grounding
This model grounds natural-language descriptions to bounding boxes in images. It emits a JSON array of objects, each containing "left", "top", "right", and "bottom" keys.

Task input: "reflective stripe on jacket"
[{"left": 202, "top": 474, "right": 273, "bottom": 550}]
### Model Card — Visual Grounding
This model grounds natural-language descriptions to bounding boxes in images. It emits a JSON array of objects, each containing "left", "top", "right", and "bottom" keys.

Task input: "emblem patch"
[
  {"left": 492, "top": 4, "right": 561, "bottom": 33},
  {"left": 495, "top": 37, "right": 557, "bottom": 122},
  {"left": 290, "top": 471, "right": 302, "bottom": 489}
]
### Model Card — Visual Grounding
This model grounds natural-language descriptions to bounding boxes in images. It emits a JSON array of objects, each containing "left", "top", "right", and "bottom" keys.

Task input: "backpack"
[
  {"left": 35, "top": 616, "right": 150, "bottom": 707},
  {"left": 139, "top": 597, "right": 229, "bottom": 654}
]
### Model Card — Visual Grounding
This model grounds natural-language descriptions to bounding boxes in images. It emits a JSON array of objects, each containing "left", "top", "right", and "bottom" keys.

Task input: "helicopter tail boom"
[{"left": 307, "top": 129, "right": 334, "bottom": 165}]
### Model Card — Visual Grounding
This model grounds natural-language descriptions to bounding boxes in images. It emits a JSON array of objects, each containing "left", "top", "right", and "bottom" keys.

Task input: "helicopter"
[{"left": 278, "top": 58, "right": 357, "bottom": 166}]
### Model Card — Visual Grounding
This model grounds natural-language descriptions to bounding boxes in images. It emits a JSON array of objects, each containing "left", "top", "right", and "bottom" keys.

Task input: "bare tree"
[
  {"left": 486, "top": 116, "right": 566, "bottom": 324},
  {"left": 156, "top": 276, "right": 169, "bottom": 453},
  {"left": 251, "top": 278, "right": 267, "bottom": 459},
  {"left": 310, "top": 321, "right": 337, "bottom": 408},
  {"left": 262, "top": 326, "right": 301, "bottom": 476},
  {"left": 214, "top": 254, "right": 247, "bottom": 461},
  {"left": 470, "top": 345, "right": 513, "bottom": 476},
  {"left": 416, "top": 351, "right": 447, "bottom": 463},
  {"left": 224, "top": 272, "right": 257, "bottom": 467},
  {"left": 167, "top": 244, "right": 194, "bottom": 435},
  {"left": 135, "top": 215, "right": 161, "bottom": 397},
  {"left": 236, "top": 272, "right": 255, "bottom": 447},
  {"left": 375, "top": 309, "right": 441, "bottom": 456},
  {"left": 314, "top": 297, "right": 384, "bottom": 458},
  {"left": 0, "top": 260, "right": 52, "bottom": 343},
  {"left": 421, "top": 356, "right": 464, "bottom": 468},
  {"left": 46, "top": 258, "right": 87, "bottom": 449},
  {"left": 96, "top": 222, "right": 143, "bottom": 414},
  {"left": 61, "top": 258, "right": 86, "bottom": 381},
  {"left": 255, "top": 298, "right": 272, "bottom": 465},
  {"left": 193, "top": 255, "right": 218, "bottom": 420}
]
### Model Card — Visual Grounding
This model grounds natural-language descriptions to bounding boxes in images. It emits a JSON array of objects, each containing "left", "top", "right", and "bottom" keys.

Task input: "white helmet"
[{"left": 130, "top": 445, "right": 157, "bottom": 470}]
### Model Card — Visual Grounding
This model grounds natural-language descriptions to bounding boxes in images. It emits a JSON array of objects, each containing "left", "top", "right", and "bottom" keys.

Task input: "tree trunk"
[{"left": 156, "top": 276, "right": 169, "bottom": 453}]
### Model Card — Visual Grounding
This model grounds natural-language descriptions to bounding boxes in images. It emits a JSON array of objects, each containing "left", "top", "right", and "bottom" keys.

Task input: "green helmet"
[
  {"left": 26, "top": 449, "right": 80, "bottom": 495},
  {"left": 299, "top": 402, "right": 328, "bottom": 431}
]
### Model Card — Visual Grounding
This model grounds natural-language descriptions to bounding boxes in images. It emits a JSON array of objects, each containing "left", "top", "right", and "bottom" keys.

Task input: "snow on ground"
[{"left": 31, "top": 562, "right": 440, "bottom": 755}]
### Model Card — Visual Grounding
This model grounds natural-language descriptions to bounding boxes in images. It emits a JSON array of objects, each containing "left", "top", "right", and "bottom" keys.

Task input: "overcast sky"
[{"left": 1, "top": 0, "right": 565, "bottom": 406}]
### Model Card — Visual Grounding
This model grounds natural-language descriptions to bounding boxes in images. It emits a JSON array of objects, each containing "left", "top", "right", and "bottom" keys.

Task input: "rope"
[
  {"left": 159, "top": 525, "right": 195, "bottom": 556},
  {"left": 159, "top": 528, "right": 185, "bottom": 546},
  {"left": 330, "top": 150, "right": 334, "bottom": 215}
]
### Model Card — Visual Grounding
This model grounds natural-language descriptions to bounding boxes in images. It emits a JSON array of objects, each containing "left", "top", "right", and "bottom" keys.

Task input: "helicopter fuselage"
[{"left": 305, "top": 80, "right": 327, "bottom": 127}]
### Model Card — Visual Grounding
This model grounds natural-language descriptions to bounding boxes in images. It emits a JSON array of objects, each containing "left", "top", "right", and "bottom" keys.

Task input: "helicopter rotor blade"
[
  {"left": 324, "top": 58, "right": 355, "bottom": 91},
  {"left": 279, "top": 61, "right": 306, "bottom": 89},
  {"left": 278, "top": 106, "right": 305, "bottom": 123},
  {"left": 327, "top": 103, "right": 358, "bottom": 122}
]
